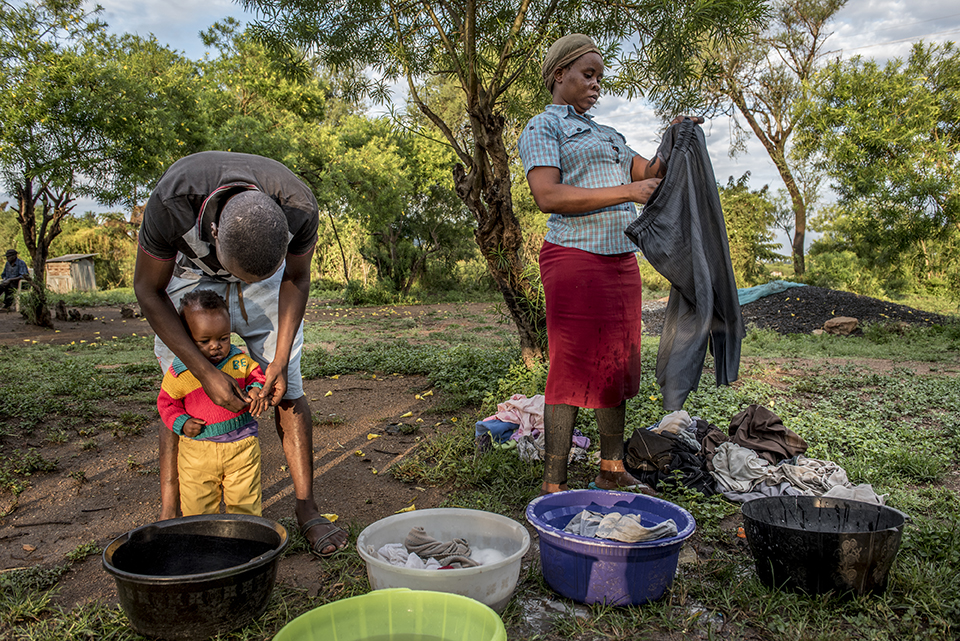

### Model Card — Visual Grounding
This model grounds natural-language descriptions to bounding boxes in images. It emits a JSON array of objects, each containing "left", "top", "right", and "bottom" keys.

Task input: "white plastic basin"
[{"left": 356, "top": 508, "right": 530, "bottom": 613}]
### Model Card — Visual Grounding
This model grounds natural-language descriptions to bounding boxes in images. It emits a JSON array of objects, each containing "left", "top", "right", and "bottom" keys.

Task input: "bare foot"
[{"left": 296, "top": 499, "right": 348, "bottom": 556}]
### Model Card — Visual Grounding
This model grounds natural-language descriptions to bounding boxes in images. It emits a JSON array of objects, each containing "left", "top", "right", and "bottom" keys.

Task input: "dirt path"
[{"left": 0, "top": 302, "right": 497, "bottom": 611}]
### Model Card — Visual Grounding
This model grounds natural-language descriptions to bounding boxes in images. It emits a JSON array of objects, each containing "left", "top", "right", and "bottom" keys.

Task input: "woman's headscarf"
[{"left": 541, "top": 34, "right": 602, "bottom": 92}]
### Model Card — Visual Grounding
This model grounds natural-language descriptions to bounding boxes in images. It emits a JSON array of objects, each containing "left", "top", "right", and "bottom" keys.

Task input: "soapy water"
[{"left": 470, "top": 547, "right": 507, "bottom": 566}]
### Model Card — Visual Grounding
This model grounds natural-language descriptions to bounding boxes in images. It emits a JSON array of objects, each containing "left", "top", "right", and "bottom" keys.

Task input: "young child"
[{"left": 157, "top": 290, "right": 269, "bottom": 516}]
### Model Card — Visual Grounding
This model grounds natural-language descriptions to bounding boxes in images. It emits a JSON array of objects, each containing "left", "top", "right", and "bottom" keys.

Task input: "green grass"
[
  {"left": 49, "top": 287, "right": 138, "bottom": 307},
  {"left": 2, "top": 294, "right": 959, "bottom": 640},
  {"left": 742, "top": 321, "right": 960, "bottom": 362}
]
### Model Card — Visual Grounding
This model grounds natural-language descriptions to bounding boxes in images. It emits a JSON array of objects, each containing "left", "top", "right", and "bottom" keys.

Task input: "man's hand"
[
  {"left": 198, "top": 369, "right": 251, "bottom": 413},
  {"left": 261, "top": 361, "right": 289, "bottom": 407},
  {"left": 183, "top": 418, "right": 206, "bottom": 438}
]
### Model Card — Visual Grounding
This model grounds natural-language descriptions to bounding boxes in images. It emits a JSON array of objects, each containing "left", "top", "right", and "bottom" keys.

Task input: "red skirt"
[{"left": 539, "top": 242, "right": 643, "bottom": 408}]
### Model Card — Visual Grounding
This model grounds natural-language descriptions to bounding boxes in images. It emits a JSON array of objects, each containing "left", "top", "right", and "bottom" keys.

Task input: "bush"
[
  {"left": 805, "top": 250, "right": 884, "bottom": 297},
  {"left": 638, "top": 258, "right": 670, "bottom": 295},
  {"left": 482, "top": 357, "right": 549, "bottom": 413},
  {"left": 341, "top": 280, "right": 396, "bottom": 306}
]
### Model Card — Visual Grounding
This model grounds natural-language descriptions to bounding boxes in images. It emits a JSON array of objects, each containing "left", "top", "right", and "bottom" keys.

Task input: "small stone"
[{"left": 823, "top": 316, "right": 858, "bottom": 335}]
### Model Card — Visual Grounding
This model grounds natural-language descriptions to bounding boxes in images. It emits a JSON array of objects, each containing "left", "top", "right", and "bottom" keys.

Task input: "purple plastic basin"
[{"left": 526, "top": 490, "right": 696, "bottom": 606}]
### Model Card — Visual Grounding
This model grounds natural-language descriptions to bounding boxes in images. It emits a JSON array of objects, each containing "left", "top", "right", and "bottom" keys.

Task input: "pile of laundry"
[
  {"left": 370, "top": 526, "right": 507, "bottom": 570},
  {"left": 624, "top": 404, "right": 886, "bottom": 505},
  {"left": 475, "top": 394, "right": 590, "bottom": 463}
]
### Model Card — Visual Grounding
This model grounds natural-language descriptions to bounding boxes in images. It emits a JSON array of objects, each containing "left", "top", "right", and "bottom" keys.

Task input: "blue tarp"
[{"left": 737, "top": 280, "right": 806, "bottom": 306}]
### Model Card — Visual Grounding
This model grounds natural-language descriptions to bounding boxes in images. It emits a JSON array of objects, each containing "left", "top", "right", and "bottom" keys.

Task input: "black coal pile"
[{"left": 642, "top": 286, "right": 953, "bottom": 336}]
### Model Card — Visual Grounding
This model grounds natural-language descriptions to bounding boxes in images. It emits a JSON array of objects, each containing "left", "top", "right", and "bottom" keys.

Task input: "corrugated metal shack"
[{"left": 46, "top": 253, "right": 98, "bottom": 293}]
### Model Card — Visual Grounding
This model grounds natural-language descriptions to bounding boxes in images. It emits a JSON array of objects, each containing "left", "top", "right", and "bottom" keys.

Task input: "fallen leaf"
[
  {"left": 421, "top": 390, "right": 433, "bottom": 397},
  {"left": 400, "top": 411, "right": 413, "bottom": 418},
  {"left": 354, "top": 450, "right": 364, "bottom": 457},
  {"left": 371, "top": 468, "right": 378, "bottom": 475},
  {"left": 367, "top": 433, "right": 380, "bottom": 440},
  {"left": 324, "top": 391, "right": 333, "bottom": 397},
  {"left": 321, "top": 513, "right": 338, "bottom": 523},
  {"left": 330, "top": 374, "right": 340, "bottom": 380},
  {"left": 23, "top": 544, "right": 36, "bottom": 552},
  {"left": 416, "top": 418, "right": 423, "bottom": 423},
  {"left": 395, "top": 504, "right": 416, "bottom": 513}
]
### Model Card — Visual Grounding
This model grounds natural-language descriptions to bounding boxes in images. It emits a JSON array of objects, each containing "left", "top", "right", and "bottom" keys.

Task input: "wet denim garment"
[{"left": 625, "top": 119, "right": 745, "bottom": 411}]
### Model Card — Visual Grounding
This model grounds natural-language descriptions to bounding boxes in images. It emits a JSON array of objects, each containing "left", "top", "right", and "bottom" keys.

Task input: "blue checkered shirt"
[{"left": 518, "top": 104, "right": 640, "bottom": 255}]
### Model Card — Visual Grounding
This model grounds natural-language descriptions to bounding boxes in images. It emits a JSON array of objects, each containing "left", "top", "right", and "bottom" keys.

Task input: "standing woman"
[{"left": 519, "top": 34, "right": 671, "bottom": 495}]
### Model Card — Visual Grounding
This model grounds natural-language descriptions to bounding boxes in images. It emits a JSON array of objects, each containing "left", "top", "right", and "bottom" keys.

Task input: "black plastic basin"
[
  {"left": 742, "top": 496, "right": 906, "bottom": 596},
  {"left": 103, "top": 514, "right": 288, "bottom": 640}
]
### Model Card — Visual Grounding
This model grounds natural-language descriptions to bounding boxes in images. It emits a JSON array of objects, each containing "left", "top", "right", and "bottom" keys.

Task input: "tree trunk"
[
  {"left": 453, "top": 107, "right": 544, "bottom": 366},
  {"left": 730, "top": 91, "right": 808, "bottom": 276},
  {"left": 13, "top": 182, "right": 52, "bottom": 328},
  {"left": 326, "top": 209, "right": 350, "bottom": 282}
]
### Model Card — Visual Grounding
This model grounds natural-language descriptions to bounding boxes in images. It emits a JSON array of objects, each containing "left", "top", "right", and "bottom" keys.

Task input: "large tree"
[
  {"left": 241, "top": 0, "right": 765, "bottom": 365},
  {"left": 682, "top": 0, "right": 846, "bottom": 277},
  {"left": 796, "top": 42, "right": 960, "bottom": 290},
  {"left": 332, "top": 117, "right": 475, "bottom": 295},
  {"left": 0, "top": 0, "right": 200, "bottom": 325}
]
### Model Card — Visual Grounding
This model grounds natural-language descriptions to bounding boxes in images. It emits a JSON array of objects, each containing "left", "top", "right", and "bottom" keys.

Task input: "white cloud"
[{"left": 94, "top": 0, "right": 253, "bottom": 57}]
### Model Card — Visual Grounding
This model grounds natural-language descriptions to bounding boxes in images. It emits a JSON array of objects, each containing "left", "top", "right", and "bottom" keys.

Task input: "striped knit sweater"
[{"left": 157, "top": 345, "right": 265, "bottom": 439}]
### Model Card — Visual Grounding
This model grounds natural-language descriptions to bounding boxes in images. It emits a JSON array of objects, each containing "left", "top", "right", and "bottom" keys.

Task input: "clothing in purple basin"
[{"left": 526, "top": 489, "right": 695, "bottom": 605}]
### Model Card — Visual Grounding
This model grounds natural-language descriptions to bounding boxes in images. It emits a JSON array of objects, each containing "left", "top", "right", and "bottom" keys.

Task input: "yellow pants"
[{"left": 178, "top": 435, "right": 262, "bottom": 516}]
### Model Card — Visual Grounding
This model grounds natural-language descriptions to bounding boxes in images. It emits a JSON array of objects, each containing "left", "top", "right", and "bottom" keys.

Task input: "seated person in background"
[
  {"left": 157, "top": 290, "right": 268, "bottom": 516},
  {"left": 1, "top": 249, "right": 30, "bottom": 310}
]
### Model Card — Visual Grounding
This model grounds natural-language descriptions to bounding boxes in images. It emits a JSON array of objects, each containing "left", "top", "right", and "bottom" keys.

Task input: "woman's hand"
[{"left": 627, "top": 178, "right": 662, "bottom": 205}]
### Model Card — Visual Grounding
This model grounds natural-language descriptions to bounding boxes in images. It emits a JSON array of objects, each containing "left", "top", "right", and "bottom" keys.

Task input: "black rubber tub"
[
  {"left": 741, "top": 496, "right": 906, "bottom": 596},
  {"left": 103, "top": 514, "right": 288, "bottom": 640}
]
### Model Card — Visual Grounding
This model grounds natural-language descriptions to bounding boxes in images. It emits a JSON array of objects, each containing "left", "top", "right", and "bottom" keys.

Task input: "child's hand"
[
  {"left": 183, "top": 418, "right": 206, "bottom": 438},
  {"left": 248, "top": 388, "right": 269, "bottom": 418}
]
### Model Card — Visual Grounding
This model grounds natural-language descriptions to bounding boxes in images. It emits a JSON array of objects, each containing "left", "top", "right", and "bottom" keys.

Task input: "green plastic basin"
[{"left": 274, "top": 588, "right": 507, "bottom": 641}]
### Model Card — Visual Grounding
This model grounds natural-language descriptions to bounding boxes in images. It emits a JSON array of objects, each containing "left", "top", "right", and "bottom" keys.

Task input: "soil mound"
[{"left": 642, "top": 285, "right": 953, "bottom": 336}]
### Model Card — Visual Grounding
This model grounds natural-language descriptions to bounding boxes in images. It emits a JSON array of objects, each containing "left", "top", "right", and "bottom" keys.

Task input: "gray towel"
[
  {"left": 564, "top": 510, "right": 679, "bottom": 543},
  {"left": 403, "top": 526, "right": 479, "bottom": 568}
]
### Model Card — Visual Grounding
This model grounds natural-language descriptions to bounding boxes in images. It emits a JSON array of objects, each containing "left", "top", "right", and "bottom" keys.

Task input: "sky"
[{"left": 93, "top": 0, "right": 960, "bottom": 252}]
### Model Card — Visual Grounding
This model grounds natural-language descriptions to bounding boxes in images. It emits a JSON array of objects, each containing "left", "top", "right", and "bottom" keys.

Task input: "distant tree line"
[{"left": 2, "top": 0, "right": 958, "bottom": 332}]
